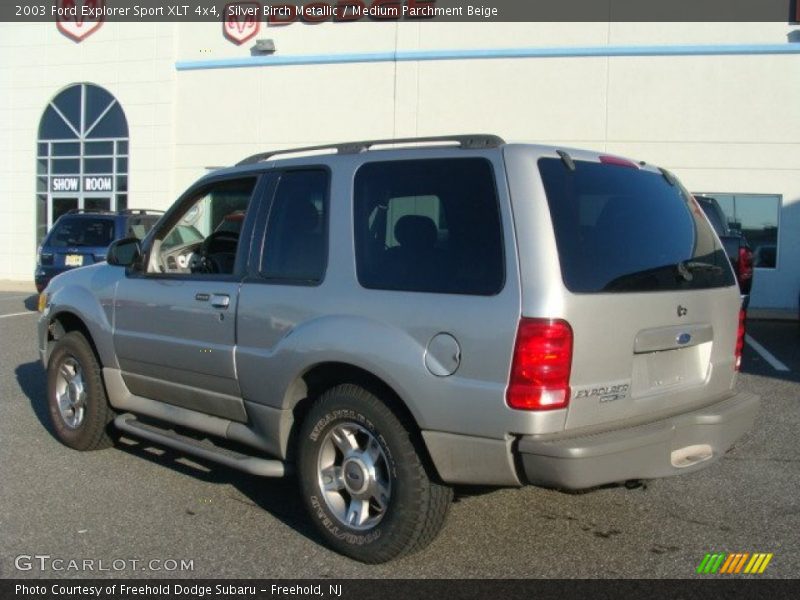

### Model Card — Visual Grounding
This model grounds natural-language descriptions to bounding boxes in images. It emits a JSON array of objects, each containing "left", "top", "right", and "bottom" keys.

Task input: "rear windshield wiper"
[
  {"left": 601, "top": 261, "right": 722, "bottom": 291},
  {"left": 602, "top": 264, "right": 680, "bottom": 291},
  {"left": 677, "top": 261, "right": 723, "bottom": 282}
]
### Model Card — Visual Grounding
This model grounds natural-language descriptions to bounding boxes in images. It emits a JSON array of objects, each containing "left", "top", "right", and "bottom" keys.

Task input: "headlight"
[{"left": 37, "top": 292, "right": 48, "bottom": 313}]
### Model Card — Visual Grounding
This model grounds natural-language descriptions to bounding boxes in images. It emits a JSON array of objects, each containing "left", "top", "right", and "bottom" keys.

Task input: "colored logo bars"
[{"left": 696, "top": 552, "right": 773, "bottom": 574}]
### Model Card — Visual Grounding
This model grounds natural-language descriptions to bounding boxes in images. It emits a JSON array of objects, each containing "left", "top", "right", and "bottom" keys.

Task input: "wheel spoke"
[
  {"left": 346, "top": 499, "right": 369, "bottom": 527},
  {"left": 57, "top": 393, "right": 73, "bottom": 414},
  {"left": 366, "top": 438, "right": 382, "bottom": 463},
  {"left": 321, "top": 466, "right": 345, "bottom": 492},
  {"left": 330, "top": 426, "right": 359, "bottom": 454},
  {"left": 59, "top": 363, "right": 73, "bottom": 382},
  {"left": 371, "top": 481, "right": 390, "bottom": 513}
]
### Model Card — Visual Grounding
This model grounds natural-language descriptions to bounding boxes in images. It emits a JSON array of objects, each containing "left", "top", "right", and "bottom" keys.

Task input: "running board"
[{"left": 114, "top": 413, "right": 287, "bottom": 477}]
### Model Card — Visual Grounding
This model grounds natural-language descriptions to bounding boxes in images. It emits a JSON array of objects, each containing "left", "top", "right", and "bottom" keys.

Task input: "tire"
[
  {"left": 46, "top": 331, "right": 115, "bottom": 451},
  {"left": 297, "top": 384, "right": 452, "bottom": 563}
]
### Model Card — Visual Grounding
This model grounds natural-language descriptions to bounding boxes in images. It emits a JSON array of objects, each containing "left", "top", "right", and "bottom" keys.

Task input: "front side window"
[
  {"left": 354, "top": 158, "right": 504, "bottom": 295},
  {"left": 151, "top": 178, "right": 256, "bottom": 276}
]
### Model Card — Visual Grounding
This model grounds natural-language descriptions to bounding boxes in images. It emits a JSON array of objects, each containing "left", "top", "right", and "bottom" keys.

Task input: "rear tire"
[
  {"left": 297, "top": 384, "right": 452, "bottom": 563},
  {"left": 47, "top": 331, "right": 114, "bottom": 451}
]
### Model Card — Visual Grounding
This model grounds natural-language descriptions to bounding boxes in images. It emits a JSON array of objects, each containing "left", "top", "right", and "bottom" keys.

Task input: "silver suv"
[{"left": 37, "top": 135, "right": 759, "bottom": 563}]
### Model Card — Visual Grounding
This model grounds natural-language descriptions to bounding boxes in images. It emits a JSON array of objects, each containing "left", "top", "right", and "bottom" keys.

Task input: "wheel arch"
[
  {"left": 47, "top": 311, "right": 103, "bottom": 367},
  {"left": 284, "top": 361, "right": 442, "bottom": 481}
]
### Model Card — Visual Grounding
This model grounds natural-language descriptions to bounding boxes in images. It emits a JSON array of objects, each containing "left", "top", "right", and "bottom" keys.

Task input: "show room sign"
[{"left": 51, "top": 176, "right": 113, "bottom": 192}]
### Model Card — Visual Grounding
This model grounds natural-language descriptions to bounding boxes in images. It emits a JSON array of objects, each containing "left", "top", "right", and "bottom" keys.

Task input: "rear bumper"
[{"left": 518, "top": 391, "right": 759, "bottom": 489}]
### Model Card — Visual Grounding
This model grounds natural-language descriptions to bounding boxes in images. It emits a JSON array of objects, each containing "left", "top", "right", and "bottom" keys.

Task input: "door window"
[
  {"left": 151, "top": 178, "right": 256, "bottom": 276},
  {"left": 259, "top": 169, "right": 329, "bottom": 284}
]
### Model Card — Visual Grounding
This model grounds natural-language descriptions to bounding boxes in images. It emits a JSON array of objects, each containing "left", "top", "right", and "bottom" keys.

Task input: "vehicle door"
[{"left": 112, "top": 174, "right": 271, "bottom": 422}]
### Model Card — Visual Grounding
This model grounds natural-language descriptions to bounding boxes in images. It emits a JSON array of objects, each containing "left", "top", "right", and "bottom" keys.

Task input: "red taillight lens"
[
  {"left": 737, "top": 247, "right": 753, "bottom": 283},
  {"left": 506, "top": 318, "right": 573, "bottom": 411},
  {"left": 734, "top": 309, "right": 746, "bottom": 371}
]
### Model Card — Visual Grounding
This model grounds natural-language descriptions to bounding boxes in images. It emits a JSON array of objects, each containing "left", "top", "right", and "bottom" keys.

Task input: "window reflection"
[{"left": 693, "top": 193, "right": 780, "bottom": 269}]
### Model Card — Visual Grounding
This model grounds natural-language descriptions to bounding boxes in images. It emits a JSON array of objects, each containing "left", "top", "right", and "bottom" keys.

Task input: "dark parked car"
[
  {"left": 35, "top": 209, "right": 164, "bottom": 292},
  {"left": 694, "top": 195, "right": 753, "bottom": 300}
]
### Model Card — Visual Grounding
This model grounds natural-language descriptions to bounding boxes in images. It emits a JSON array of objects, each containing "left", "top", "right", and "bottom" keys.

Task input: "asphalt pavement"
[{"left": 0, "top": 290, "right": 797, "bottom": 579}]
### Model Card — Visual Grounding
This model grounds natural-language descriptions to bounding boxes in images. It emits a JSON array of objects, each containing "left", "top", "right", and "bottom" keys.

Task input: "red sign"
[
  {"left": 224, "top": 2, "right": 262, "bottom": 45},
  {"left": 56, "top": 0, "right": 105, "bottom": 42}
]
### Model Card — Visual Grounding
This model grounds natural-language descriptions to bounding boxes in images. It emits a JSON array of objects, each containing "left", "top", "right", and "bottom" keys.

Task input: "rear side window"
[
  {"left": 538, "top": 158, "right": 735, "bottom": 293},
  {"left": 354, "top": 158, "right": 503, "bottom": 295},
  {"left": 694, "top": 196, "right": 728, "bottom": 237},
  {"left": 260, "top": 169, "right": 328, "bottom": 283},
  {"left": 126, "top": 216, "right": 159, "bottom": 240},
  {"left": 46, "top": 217, "right": 115, "bottom": 248}
]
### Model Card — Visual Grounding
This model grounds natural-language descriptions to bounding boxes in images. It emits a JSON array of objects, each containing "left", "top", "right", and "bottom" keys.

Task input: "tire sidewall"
[{"left": 298, "top": 393, "right": 420, "bottom": 558}]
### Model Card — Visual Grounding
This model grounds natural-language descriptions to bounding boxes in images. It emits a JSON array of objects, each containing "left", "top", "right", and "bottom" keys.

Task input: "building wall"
[
  {"left": 0, "top": 22, "right": 177, "bottom": 279},
  {"left": 1, "top": 21, "right": 798, "bottom": 310}
]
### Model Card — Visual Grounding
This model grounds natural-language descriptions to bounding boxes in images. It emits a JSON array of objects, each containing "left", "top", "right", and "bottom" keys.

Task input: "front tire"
[
  {"left": 47, "top": 331, "right": 114, "bottom": 451},
  {"left": 297, "top": 384, "right": 452, "bottom": 563}
]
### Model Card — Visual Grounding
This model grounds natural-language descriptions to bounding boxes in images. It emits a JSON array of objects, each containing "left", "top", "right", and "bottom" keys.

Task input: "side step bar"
[{"left": 114, "top": 413, "right": 287, "bottom": 478}]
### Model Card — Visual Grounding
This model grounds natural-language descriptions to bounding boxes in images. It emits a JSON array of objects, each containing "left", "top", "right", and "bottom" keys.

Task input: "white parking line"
[
  {"left": 745, "top": 334, "right": 790, "bottom": 372},
  {"left": 0, "top": 311, "right": 37, "bottom": 319}
]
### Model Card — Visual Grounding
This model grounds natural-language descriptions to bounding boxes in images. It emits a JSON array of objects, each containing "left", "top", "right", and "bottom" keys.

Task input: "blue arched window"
[{"left": 36, "top": 83, "right": 129, "bottom": 243}]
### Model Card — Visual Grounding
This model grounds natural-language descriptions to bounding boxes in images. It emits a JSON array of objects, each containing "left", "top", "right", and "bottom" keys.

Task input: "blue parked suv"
[{"left": 35, "top": 209, "right": 164, "bottom": 292}]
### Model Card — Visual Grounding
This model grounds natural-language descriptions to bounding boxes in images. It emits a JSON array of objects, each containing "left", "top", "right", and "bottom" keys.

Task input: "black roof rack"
[
  {"left": 65, "top": 208, "right": 164, "bottom": 216},
  {"left": 236, "top": 134, "right": 505, "bottom": 166},
  {"left": 119, "top": 209, "right": 165, "bottom": 215}
]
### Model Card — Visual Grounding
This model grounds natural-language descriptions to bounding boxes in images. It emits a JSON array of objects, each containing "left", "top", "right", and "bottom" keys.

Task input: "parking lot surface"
[{"left": 1, "top": 291, "right": 797, "bottom": 579}]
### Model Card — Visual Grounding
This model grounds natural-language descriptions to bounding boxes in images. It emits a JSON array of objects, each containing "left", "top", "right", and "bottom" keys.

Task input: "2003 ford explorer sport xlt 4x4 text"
[{"left": 37, "top": 135, "right": 759, "bottom": 563}]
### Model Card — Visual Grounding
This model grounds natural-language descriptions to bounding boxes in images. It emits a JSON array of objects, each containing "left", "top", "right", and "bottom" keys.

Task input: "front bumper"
[{"left": 518, "top": 391, "right": 759, "bottom": 489}]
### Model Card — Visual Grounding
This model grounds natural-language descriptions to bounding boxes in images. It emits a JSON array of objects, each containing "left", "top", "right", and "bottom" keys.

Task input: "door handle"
[{"left": 209, "top": 294, "right": 230, "bottom": 309}]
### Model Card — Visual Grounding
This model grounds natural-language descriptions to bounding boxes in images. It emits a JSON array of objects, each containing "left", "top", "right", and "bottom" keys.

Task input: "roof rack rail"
[
  {"left": 66, "top": 208, "right": 115, "bottom": 215},
  {"left": 236, "top": 134, "right": 505, "bottom": 166},
  {"left": 65, "top": 208, "right": 165, "bottom": 216},
  {"left": 119, "top": 209, "right": 165, "bottom": 215}
]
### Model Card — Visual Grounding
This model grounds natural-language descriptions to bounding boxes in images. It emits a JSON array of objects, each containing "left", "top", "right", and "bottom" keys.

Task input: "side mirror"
[{"left": 107, "top": 237, "right": 141, "bottom": 268}]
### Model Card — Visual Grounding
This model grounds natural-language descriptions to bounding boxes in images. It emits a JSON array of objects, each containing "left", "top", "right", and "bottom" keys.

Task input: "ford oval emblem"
[{"left": 677, "top": 333, "right": 692, "bottom": 345}]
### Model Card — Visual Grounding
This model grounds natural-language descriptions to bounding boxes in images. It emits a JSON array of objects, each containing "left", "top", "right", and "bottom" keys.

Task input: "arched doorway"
[{"left": 36, "top": 83, "right": 128, "bottom": 244}]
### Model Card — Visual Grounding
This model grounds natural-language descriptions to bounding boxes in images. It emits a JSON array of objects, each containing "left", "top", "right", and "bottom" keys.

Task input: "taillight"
[
  {"left": 734, "top": 309, "right": 746, "bottom": 371},
  {"left": 506, "top": 318, "right": 573, "bottom": 411},
  {"left": 737, "top": 247, "right": 753, "bottom": 283}
]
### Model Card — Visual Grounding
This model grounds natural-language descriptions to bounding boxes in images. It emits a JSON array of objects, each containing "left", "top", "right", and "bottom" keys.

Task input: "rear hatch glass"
[
  {"left": 538, "top": 158, "right": 735, "bottom": 293},
  {"left": 45, "top": 217, "right": 115, "bottom": 268}
]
